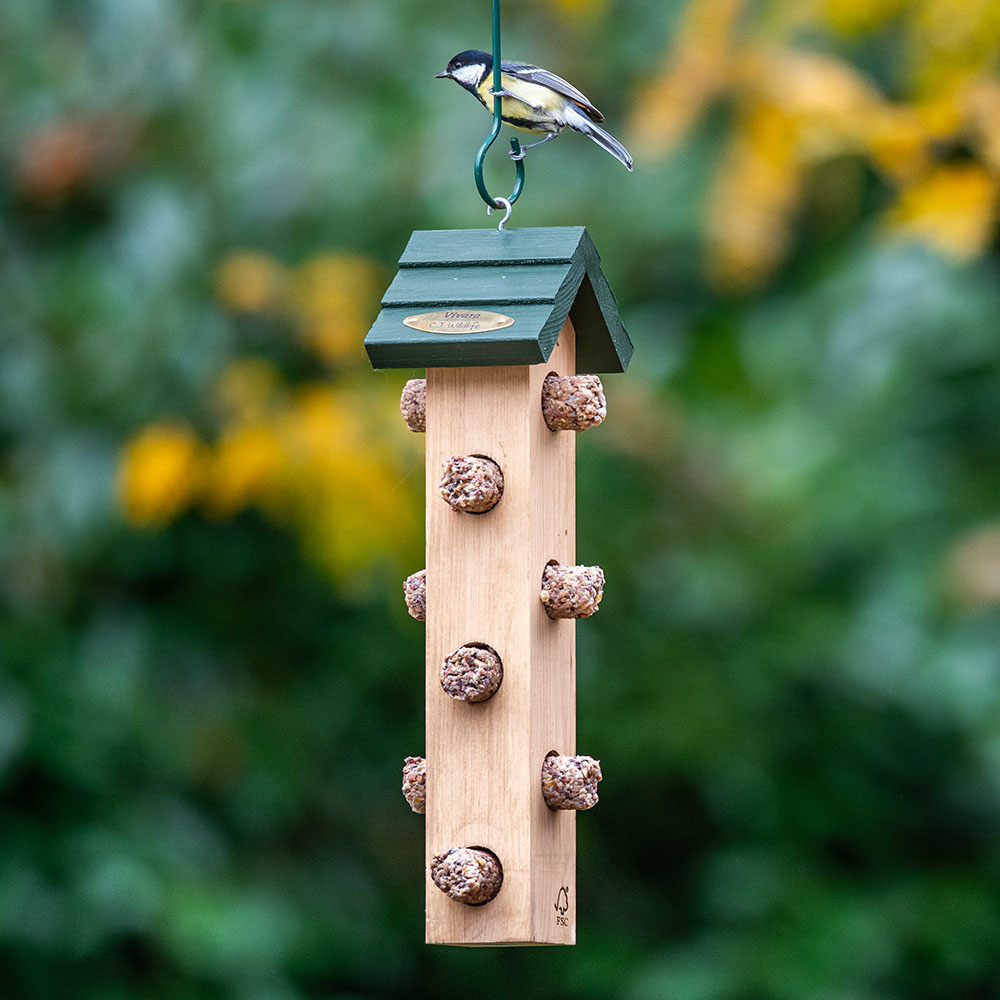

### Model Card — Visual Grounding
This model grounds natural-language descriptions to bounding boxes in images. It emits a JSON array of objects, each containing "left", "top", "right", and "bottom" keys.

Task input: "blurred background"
[{"left": 3, "top": 0, "right": 1000, "bottom": 996}]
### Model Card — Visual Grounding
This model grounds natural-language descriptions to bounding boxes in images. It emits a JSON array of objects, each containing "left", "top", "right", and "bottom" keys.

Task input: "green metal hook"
[{"left": 473, "top": 0, "right": 525, "bottom": 212}]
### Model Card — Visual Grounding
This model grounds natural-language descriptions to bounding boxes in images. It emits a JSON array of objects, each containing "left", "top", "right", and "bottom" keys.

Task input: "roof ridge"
[{"left": 365, "top": 227, "right": 632, "bottom": 372}]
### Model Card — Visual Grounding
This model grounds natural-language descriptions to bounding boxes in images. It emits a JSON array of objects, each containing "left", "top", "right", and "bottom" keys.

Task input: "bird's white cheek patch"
[{"left": 452, "top": 64, "right": 485, "bottom": 88}]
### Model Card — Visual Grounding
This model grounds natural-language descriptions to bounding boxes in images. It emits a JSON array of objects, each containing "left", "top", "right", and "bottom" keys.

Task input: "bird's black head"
[{"left": 434, "top": 50, "right": 493, "bottom": 91}]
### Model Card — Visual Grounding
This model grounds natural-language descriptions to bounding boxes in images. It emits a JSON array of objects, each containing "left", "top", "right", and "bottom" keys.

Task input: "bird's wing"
[{"left": 500, "top": 61, "right": 604, "bottom": 122}]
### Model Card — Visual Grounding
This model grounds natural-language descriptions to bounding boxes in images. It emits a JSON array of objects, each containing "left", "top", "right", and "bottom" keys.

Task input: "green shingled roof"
[{"left": 364, "top": 226, "right": 633, "bottom": 372}]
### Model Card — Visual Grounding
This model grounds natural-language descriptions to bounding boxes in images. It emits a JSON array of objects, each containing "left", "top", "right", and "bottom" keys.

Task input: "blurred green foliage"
[{"left": 3, "top": 1, "right": 1000, "bottom": 998}]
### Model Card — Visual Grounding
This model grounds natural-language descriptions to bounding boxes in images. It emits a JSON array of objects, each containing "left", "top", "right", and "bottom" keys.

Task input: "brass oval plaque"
[{"left": 402, "top": 309, "right": 515, "bottom": 335}]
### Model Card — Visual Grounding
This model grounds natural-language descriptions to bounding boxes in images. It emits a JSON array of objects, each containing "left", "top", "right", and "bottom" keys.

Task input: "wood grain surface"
[{"left": 424, "top": 317, "right": 578, "bottom": 946}]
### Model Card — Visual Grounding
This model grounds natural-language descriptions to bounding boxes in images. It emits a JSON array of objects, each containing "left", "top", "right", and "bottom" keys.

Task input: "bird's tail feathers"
[{"left": 564, "top": 105, "right": 633, "bottom": 171}]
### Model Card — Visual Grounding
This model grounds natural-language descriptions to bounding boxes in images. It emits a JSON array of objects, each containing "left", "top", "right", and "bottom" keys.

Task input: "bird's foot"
[
  {"left": 509, "top": 133, "right": 558, "bottom": 159},
  {"left": 487, "top": 87, "right": 515, "bottom": 99},
  {"left": 509, "top": 148, "right": 527, "bottom": 161}
]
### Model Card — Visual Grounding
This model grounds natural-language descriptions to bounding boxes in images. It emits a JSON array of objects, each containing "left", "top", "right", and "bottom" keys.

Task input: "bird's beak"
[{"left": 434, "top": 70, "right": 450, "bottom": 79}]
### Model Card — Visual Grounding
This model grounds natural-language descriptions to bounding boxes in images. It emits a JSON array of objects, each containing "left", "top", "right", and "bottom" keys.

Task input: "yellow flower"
[
  {"left": 630, "top": 0, "right": 744, "bottom": 156},
  {"left": 749, "top": 50, "right": 881, "bottom": 161},
  {"left": 212, "top": 358, "right": 283, "bottom": 424},
  {"left": 118, "top": 423, "right": 203, "bottom": 526},
  {"left": 886, "top": 162, "right": 998, "bottom": 258},
  {"left": 551, "top": 0, "right": 604, "bottom": 21},
  {"left": 117, "top": 364, "right": 421, "bottom": 586},
  {"left": 966, "top": 77, "right": 1000, "bottom": 174},
  {"left": 823, "top": 0, "right": 910, "bottom": 36},
  {"left": 906, "top": 0, "right": 1000, "bottom": 97},
  {"left": 706, "top": 103, "right": 800, "bottom": 293},
  {"left": 299, "top": 446, "right": 418, "bottom": 587},
  {"left": 290, "top": 254, "right": 381, "bottom": 364},
  {"left": 866, "top": 105, "right": 932, "bottom": 182},
  {"left": 282, "top": 384, "right": 360, "bottom": 461},
  {"left": 215, "top": 251, "right": 288, "bottom": 315},
  {"left": 203, "top": 424, "right": 286, "bottom": 518},
  {"left": 634, "top": 0, "right": 1000, "bottom": 289},
  {"left": 267, "top": 384, "right": 419, "bottom": 583}
]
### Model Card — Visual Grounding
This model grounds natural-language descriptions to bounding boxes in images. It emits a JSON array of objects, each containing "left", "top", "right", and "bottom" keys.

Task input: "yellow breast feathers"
[{"left": 474, "top": 73, "right": 569, "bottom": 133}]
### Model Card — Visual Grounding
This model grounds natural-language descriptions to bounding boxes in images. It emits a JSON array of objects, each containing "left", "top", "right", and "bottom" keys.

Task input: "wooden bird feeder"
[{"left": 365, "top": 225, "right": 632, "bottom": 946}]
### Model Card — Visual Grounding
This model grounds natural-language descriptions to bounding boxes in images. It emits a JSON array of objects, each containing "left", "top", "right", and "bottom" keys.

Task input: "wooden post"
[{"left": 424, "top": 317, "right": 577, "bottom": 946}]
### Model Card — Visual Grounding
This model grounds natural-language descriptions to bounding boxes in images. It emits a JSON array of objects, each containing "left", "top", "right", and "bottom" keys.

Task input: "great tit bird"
[{"left": 435, "top": 49, "right": 633, "bottom": 171}]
